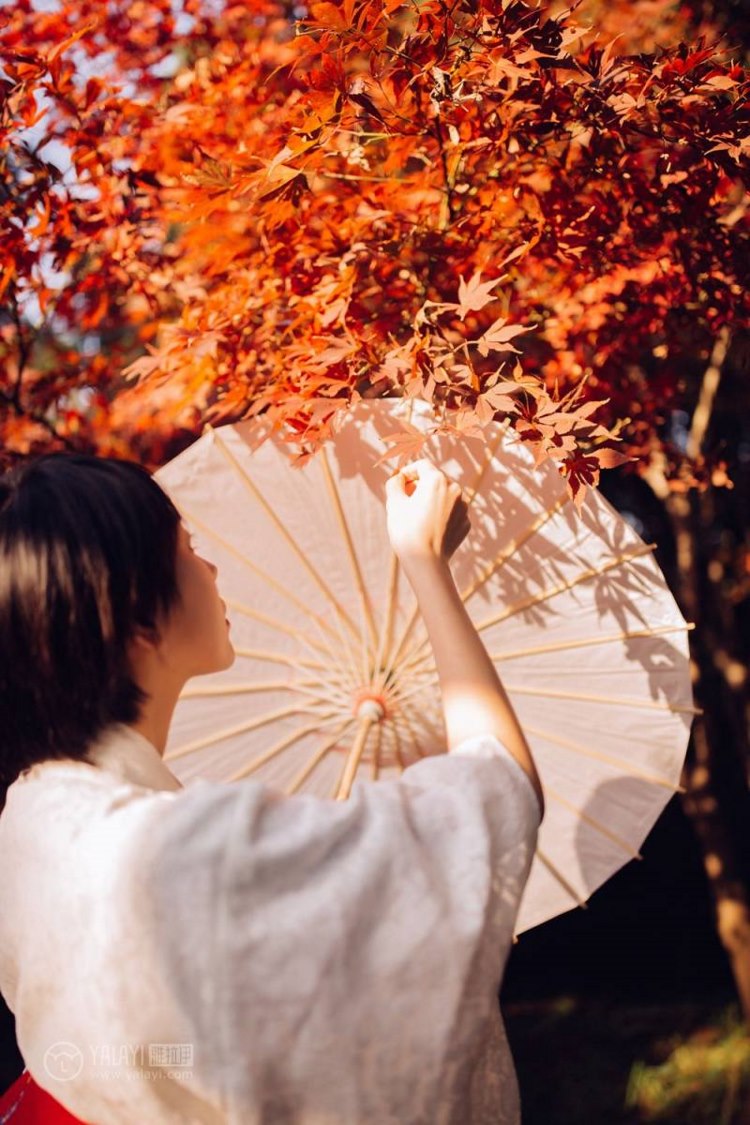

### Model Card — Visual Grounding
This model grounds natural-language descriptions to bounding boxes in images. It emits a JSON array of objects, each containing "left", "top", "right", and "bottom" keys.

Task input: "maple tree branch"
[
  {"left": 318, "top": 169, "right": 393, "bottom": 184},
  {"left": 686, "top": 325, "right": 731, "bottom": 460},
  {"left": 0, "top": 386, "right": 79, "bottom": 451},
  {"left": 8, "top": 296, "right": 30, "bottom": 411},
  {"left": 332, "top": 128, "right": 389, "bottom": 139},
  {"left": 1, "top": 295, "right": 78, "bottom": 452},
  {"left": 432, "top": 116, "right": 457, "bottom": 228}
]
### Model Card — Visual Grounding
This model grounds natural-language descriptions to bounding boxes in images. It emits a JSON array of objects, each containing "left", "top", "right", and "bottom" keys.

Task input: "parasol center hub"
[{"left": 353, "top": 691, "right": 388, "bottom": 722}]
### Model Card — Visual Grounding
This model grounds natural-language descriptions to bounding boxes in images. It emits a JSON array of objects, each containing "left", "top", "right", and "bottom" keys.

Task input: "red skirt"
[{"left": 0, "top": 1070, "right": 87, "bottom": 1123}]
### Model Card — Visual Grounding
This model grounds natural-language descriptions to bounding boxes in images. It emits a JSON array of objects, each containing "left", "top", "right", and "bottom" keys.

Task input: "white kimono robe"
[{"left": 0, "top": 723, "right": 540, "bottom": 1124}]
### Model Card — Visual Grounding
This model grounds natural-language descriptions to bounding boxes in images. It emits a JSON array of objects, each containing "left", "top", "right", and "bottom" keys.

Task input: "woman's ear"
[{"left": 128, "top": 622, "right": 163, "bottom": 655}]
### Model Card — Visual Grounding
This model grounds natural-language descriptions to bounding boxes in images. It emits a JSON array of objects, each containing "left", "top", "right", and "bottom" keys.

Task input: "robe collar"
[{"left": 84, "top": 723, "right": 185, "bottom": 792}]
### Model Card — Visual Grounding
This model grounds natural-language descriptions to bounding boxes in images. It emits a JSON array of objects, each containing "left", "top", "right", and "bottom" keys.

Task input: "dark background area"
[
  {"left": 500, "top": 790, "right": 742, "bottom": 1123},
  {"left": 503, "top": 792, "right": 734, "bottom": 1010},
  {"left": 0, "top": 998, "right": 21, "bottom": 1096}
]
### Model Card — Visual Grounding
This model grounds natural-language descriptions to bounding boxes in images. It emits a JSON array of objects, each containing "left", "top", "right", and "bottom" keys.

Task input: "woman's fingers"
[
  {"left": 388, "top": 459, "right": 443, "bottom": 498},
  {"left": 385, "top": 458, "right": 471, "bottom": 563}
]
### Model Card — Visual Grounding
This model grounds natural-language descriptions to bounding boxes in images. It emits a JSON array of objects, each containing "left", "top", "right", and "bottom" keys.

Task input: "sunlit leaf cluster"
[{"left": 1, "top": 1, "right": 747, "bottom": 505}]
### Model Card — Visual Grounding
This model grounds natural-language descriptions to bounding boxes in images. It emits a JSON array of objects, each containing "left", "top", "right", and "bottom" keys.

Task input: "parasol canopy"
[{"left": 154, "top": 397, "right": 696, "bottom": 934}]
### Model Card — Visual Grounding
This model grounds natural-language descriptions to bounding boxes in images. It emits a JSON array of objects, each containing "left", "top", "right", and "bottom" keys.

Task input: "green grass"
[{"left": 505, "top": 998, "right": 750, "bottom": 1124}]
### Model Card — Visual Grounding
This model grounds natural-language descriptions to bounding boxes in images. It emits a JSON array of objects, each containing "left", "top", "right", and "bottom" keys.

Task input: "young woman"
[{"left": 0, "top": 451, "right": 543, "bottom": 1125}]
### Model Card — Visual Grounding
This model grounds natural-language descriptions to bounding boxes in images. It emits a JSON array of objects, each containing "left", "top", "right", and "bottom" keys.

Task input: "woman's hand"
[{"left": 385, "top": 459, "right": 471, "bottom": 566}]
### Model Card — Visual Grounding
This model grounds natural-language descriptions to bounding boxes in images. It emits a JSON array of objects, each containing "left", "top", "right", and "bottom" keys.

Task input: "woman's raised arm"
[{"left": 385, "top": 459, "right": 544, "bottom": 819}]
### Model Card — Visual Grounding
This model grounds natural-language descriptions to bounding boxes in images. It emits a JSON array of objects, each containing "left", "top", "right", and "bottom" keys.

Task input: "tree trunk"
[{"left": 660, "top": 483, "right": 750, "bottom": 1021}]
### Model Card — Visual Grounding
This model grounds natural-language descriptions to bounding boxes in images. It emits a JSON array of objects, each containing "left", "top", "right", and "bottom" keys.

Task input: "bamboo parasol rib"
[
  {"left": 230, "top": 713, "right": 344, "bottom": 782},
  {"left": 164, "top": 704, "right": 337, "bottom": 762},
  {"left": 542, "top": 784, "right": 643, "bottom": 861},
  {"left": 211, "top": 425, "right": 367, "bottom": 648},
  {"left": 536, "top": 849, "right": 589, "bottom": 910},
  {"left": 488, "top": 622, "right": 695, "bottom": 663},
  {"left": 336, "top": 716, "right": 376, "bottom": 801},
  {"left": 178, "top": 505, "right": 345, "bottom": 653},
  {"left": 320, "top": 446, "right": 379, "bottom": 655},
  {"left": 519, "top": 722, "right": 684, "bottom": 791},
  {"left": 287, "top": 718, "right": 360, "bottom": 795}
]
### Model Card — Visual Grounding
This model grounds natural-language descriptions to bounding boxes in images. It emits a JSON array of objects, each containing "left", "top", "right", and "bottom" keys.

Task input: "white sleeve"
[
  {"left": 138, "top": 740, "right": 540, "bottom": 1117},
  {"left": 419, "top": 730, "right": 543, "bottom": 828}
]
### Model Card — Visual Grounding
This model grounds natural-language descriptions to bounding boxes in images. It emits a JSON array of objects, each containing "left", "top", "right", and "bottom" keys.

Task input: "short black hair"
[{"left": 0, "top": 452, "right": 182, "bottom": 799}]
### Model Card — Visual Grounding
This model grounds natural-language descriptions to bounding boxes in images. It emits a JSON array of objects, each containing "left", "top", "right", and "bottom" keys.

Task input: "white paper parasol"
[{"left": 153, "top": 397, "right": 696, "bottom": 934}]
